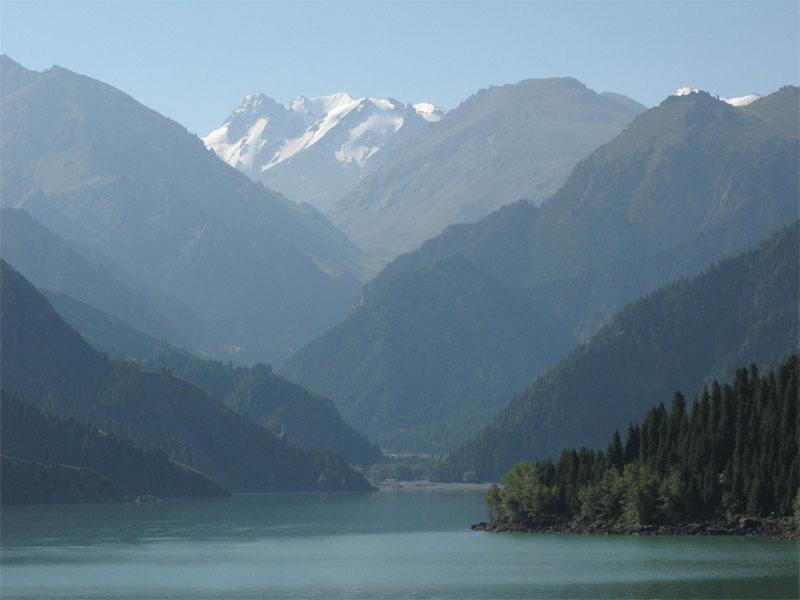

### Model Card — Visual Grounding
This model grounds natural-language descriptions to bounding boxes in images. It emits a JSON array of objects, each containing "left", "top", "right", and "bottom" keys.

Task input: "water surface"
[{"left": 2, "top": 489, "right": 797, "bottom": 599}]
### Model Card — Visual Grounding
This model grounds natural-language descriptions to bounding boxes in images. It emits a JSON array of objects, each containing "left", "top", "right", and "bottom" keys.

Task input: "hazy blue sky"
[{"left": 2, "top": 1, "right": 798, "bottom": 135}]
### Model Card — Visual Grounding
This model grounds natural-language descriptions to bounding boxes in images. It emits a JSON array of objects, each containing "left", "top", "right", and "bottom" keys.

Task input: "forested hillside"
[
  {"left": 286, "top": 88, "right": 799, "bottom": 454},
  {"left": 0, "top": 260, "right": 373, "bottom": 493},
  {"left": 439, "top": 223, "right": 799, "bottom": 482},
  {"left": 284, "top": 256, "right": 573, "bottom": 452},
  {"left": 484, "top": 354, "right": 798, "bottom": 528},
  {"left": 1, "top": 390, "right": 228, "bottom": 502},
  {"left": 151, "top": 353, "right": 382, "bottom": 465},
  {"left": 366, "top": 88, "right": 799, "bottom": 339}
]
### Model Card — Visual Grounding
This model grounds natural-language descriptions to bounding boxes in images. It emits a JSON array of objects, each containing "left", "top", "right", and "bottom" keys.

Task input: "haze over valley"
[{"left": 1, "top": 3, "right": 797, "bottom": 597}]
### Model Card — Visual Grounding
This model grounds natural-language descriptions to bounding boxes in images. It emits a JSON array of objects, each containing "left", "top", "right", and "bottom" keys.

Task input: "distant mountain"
[
  {"left": 0, "top": 55, "right": 380, "bottom": 365},
  {"left": 365, "top": 87, "right": 800, "bottom": 339},
  {"left": 329, "top": 78, "right": 646, "bottom": 259},
  {"left": 40, "top": 288, "right": 191, "bottom": 362},
  {"left": 285, "top": 87, "right": 799, "bottom": 454},
  {"left": 0, "top": 260, "right": 373, "bottom": 492},
  {"left": 0, "top": 207, "right": 204, "bottom": 350},
  {"left": 1, "top": 390, "right": 228, "bottom": 502},
  {"left": 283, "top": 256, "right": 574, "bottom": 452},
  {"left": 29, "top": 281, "right": 380, "bottom": 465},
  {"left": 673, "top": 86, "right": 761, "bottom": 106},
  {"left": 437, "top": 223, "right": 799, "bottom": 482},
  {"left": 149, "top": 353, "right": 383, "bottom": 466},
  {"left": 204, "top": 93, "right": 440, "bottom": 211}
]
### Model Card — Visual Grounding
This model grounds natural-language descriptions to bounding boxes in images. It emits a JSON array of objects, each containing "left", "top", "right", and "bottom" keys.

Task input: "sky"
[{"left": 1, "top": 1, "right": 798, "bottom": 136}]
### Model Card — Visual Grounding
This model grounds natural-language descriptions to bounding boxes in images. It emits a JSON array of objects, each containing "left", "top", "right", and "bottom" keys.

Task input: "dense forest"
[
  {"left": 149, "top": 352, "right": 382, "bottom": 466},
  {"left": 0, "top": 390, "right": 227, "bottom": 503},
  {"left": 484, "top": 355, "right": 799, "bottom": 528},
  {"left": 0, "top": 259, "right": 373, "bottom": 493},
  {"left": 439, "top": 223, "right": 799, "bottom": 482},
  {"left": 283, "top": 255, "right": 573, "bottom": 453}
]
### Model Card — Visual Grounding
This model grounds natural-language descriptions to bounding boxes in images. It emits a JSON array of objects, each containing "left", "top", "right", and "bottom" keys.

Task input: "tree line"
[{"left": 486, "top": 354, "right": 799, "bottom": 526}]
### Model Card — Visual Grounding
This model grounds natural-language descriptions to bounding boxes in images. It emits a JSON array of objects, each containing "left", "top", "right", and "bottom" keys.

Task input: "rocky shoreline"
[{"left": 471, "top": 515, "right": 799, "bottom": 542}]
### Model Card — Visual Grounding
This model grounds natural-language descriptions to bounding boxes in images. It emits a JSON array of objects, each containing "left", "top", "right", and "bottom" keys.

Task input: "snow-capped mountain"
[
  {"left": 204, "top": 93, "right": 442, "bottom": 212},
  {"left": 673, "top": 87, "right": 761, "bottom": 106}
]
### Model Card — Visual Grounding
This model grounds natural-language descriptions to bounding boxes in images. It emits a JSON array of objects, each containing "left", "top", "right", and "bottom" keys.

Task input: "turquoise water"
[{"left": 1, "top": 489, "right": 797, "bottom": 599}]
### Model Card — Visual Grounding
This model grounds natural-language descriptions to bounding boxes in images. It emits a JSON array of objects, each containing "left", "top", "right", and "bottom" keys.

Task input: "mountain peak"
[
  {"left": 413, "top": 102, "right": 444, "bottom": 122},
  {"left": 205, "top": 90, "right": 435, "bottom": 211},
  {"left": 0, "top": 54, "right": 24, "bottom": 71},
  {"left": 672, "top": 86, "right": 761, "bottom": 107},
  {"left": 674, "top": 86, "right": 701, "bottom": 96}
]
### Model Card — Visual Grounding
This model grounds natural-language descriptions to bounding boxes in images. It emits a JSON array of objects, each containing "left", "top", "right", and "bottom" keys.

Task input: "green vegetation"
[
  {"left": 485, "top": 355, "right": 799, "bottom": 526},
  {"left": 439, "top": 223, "right": 799, "bottom": 482},
  {"left": 287, "top": 88, "right": 799, "bottom": 455},
  {"left": 1, "top": 390, "right": 228, "bottom": 501},
  {"left": 283, "top": 256, "right": 573, "bottom": 453},
  {"left": 149, "top": 353, "right": 382, "bottom": 466},
  {"left": 1, "top": 454, "right": 120, "bottom": 505},
  {"left": 0, "top": 259, "right": 373, "bottom": 493}
]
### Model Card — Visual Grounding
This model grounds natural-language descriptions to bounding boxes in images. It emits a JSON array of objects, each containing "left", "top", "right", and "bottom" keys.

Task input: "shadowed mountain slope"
[
  {"left": 1, "top": 390, "right": 228, "bottom": 501},
  {"left": 330, "top": 78, "right": 645, "bottom": 259},
  {"left": 285, "top": 88, "right": 798, "bottom": 454},
  {"left": 437, "top": 224, "right": 799, "bottom": 482},
  {"left": 0, "top": 55, "right": 379, "bottom": 365},
  {"left": 0, "top": 260, "right": 373, "bottom": 493}
]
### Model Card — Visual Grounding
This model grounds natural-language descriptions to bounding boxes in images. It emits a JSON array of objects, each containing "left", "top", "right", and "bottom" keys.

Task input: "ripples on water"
[{"left": 2, "top": 490, "right": 797, "bottom": 599}]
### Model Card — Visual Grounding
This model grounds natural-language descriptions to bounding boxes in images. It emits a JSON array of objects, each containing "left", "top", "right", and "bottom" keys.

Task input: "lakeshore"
[
  {"left": 471, "top": 515, "right": 800, "bottom": 542},
  {"left": 377, "top": 479, "right": 492, "bottom": 492}
]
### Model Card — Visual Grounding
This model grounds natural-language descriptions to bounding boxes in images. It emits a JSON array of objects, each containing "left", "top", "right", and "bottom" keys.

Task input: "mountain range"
[
  {"left": 0, "top": 259, "right": 373, "bottom": 493},
  {"left": 328, "top": 78, "right": 647, "bottom": 259},
  {"left": 438, "top": 223, "right": 799, "bottom": 482},
  {"left": 0, "top": 55, "right": 380, "bottom": 366},
  {"left": 283, "top": 86, "right": 799, "bottom": 453},
  {"left": 2, "top": 51, "right": 797, "bottom": 504},
  {"left": 0, "top": 207, "right": 204, "bottom": 350},
  {"left": 204, "top": 93, "right": 442, "bottom": 212}
]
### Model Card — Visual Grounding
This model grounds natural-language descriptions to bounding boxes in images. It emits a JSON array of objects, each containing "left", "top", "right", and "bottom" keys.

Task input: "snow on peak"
[
  {"left": 204, "top": 90, "right": 438, "bottom": 210},
  {"left": 334, "top": 111, "right": 405, "bottom": 167},
  {"left": 414, "top": 102, "right": 444, "bottom": 122},
  {"left": 720, "top": 93, "right": 761, "bottom": 107},
  {"left": 672, "top": 87, "right": 761, "bottom": 107},
  {"left": 289, "top": 93, "right": 356, "bottom": 121}
]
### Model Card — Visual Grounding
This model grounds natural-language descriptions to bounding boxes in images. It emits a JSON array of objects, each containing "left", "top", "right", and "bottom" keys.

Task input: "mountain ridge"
[
  {"left": 0, "top": 259, "right": 373, "bottom": 493},
  {"left": 285, "top": 86, "right": 798, "bottom": 454},
  {"left": 328, "top": 77, "right": 646, "bottom": 259},
  {"left": 0, "top": 55, "right": 379, "bottom": 365},
  {"left": 204, "top": 91, "right": 440, "bottom": 211},
  {"left": 437, "top": 223, "right": 800, "bottom": 482}
]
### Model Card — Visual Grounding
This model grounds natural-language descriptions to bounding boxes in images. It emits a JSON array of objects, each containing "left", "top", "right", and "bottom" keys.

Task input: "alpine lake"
[{"left": 1, "top": 487, "right": 797, "bottom": 599}]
